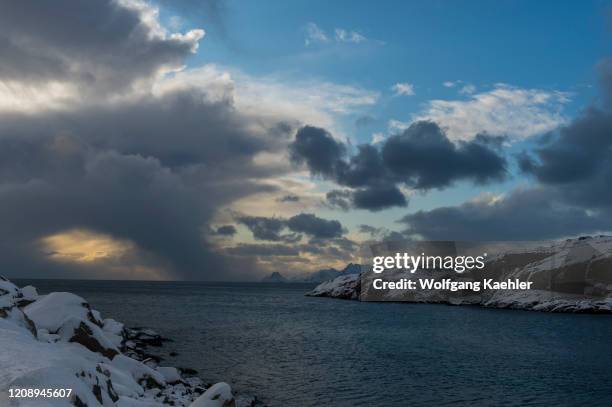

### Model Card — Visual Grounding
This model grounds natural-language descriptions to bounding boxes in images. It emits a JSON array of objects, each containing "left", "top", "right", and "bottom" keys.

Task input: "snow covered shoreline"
[
  {"left": 0, "top": 277, "right": 253, "bottom": 407},
  {"left": 307, "top": 237, "right": 612, "bottom": 314}
]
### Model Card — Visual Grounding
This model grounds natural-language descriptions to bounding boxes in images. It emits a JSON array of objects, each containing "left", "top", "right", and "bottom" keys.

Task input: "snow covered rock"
[
  {"left": 190, "top": 383, "right": 235, "bottom": 407},
  {"left": 306, "top": 273, "right": 360, "bottom": 300},
  {"left": 0, "top": 278, "right": 247, "bottom": 407},
  {"left": 157, "top": 367, "right": 182, "bottom": 384},
  {"left": 308, "top": 236, "right": 612, "bottom": 313},
  {"left": 57, "top": 316, "right": 120, "bottom": 359},
  {"left": 24, "top": 291, "right": 102, "bottom": 332}
]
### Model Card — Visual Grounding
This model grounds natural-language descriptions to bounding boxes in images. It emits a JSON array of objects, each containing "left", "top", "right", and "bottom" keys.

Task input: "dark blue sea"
[{"left": 18, "top": 280, "right": 612, "bottom": 407}]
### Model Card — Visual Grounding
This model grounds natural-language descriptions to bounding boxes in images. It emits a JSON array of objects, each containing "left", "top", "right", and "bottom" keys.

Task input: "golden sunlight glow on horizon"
[
  {"left": 40, "top": 229, "right": 169, "bottom": 280},
  {"left": 41, "top": 229, "right": 134, "bottom": 263}
]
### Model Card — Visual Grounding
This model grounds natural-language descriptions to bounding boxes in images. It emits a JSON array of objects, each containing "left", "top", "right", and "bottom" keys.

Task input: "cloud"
[
  {"left": 213, "top": 225, "right": 237, "bottom": 236},
  {"left": 443, "top": 81, "right": 457, "bottom": 88},
  {"left": 163, "top": 65, "right": 379, "bottom": 132},
  {"left": 458, "top": 84, "right": 476, "bottom": 95},
  {"left": 277, "top": 194, "right": 300, "bottom": 203},
  {"left": 518, "top": 108, "right": 612, "bottom": 210},
  {"left": 413, "top": 84, "right": 570, "bottom": 141},
  {"left": 304, "top": 23, "right": 371, "bottom": 46},
  {"left": 401, "top": 187, "right": 611, "bottom": 240},
  {"left": 304, "top": 22, "right": 329, "bottom": 46},
  {"left": 391, "top": 82, "right": 415, "bottom": 96},
  {"left": 388, "top": 119, "right": 410, "bottom": 133},
  {"left": 0, "top": 0, "right": 323, "bottom": 280},
  {"left": 237, "top": 216, "right": 294, "bottom": 242},
  {"left": 286, "top": 213, "right": 344, "bottom": 239},
  {"left": 352, "top": 185, "right": 407, "bottom": 211},
  {"left": 358, "top": 224, "right": 404, "bottom": 241},
  {"left": 237, "top": 213, "right": 345, "bottom": 241},
  {"left": 325, "top": 190, "right": 352, "bottom": 211},
  {"left": 0, "top": 0, "right": 203, "bottom": 99},
  {"left": 289, "top": 126, "right": 346, "bottom": 177},
  {"left": 290, "top": 121, "right": 506, "bottom": 210},
  {"left": 401, "top": 60, "right": 612, "bottom": 241},
  {"left": 334, "top": 28, "right": 366, "bottom": 43},
  {"left": 381, "top": 121, "right": 507, "bottom": 189},
  {"left": 371, "top": 132, "right": 386, "bottom": 145}
]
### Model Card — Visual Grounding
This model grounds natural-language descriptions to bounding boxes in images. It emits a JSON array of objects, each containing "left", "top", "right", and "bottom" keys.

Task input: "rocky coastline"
[
  {"left": 307, "top": 236, "right": 612, "bottom": 314},
  {"left": 0, "top": 276, "right": 259, "bottom": 407}
]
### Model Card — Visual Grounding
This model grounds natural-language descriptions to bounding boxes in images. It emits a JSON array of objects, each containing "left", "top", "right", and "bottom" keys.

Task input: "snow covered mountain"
[
  {"left": 0, "top": 277, "right": 250, "bottom": 407},
  {"left": 307, "top": 237, "right": 612, "bottom": 313}
]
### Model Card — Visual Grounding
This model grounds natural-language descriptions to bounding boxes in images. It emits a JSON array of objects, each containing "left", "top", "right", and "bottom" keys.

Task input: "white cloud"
[
  {"left": 413, "top": 84, "right": 570, "bottom": 141},
  {"left": 388, "top": 119, "right": 410, "bottom": 133},
  {"left": 391, "top": 82, "right": 415, "bottom": 96},
  {"left": 371, "top": 132, "right": 386, "bottom": 144},
  {"left": 334, "top": 28, "right": 366, "bottom": 43},
  {"left": 0, "top": 80, "right": 79, "bottom": 113},
  {"left": 158, "top": 65, "right": 379, "bottom": 134},
  {"left": 304, "top": 22, "right": 329, "bottom": 46},
  {"left": 304, "top": 23, "right": 369, "bottom": 46},
  {"left": 443, "top": 80, "right": 475, "bottom": 94},
  {"left": 458, "top": 84, "right": 476, "bottom": 94}
]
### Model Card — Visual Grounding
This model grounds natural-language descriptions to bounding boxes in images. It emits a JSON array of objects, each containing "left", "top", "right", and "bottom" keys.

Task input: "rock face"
[
  {"left": 0, "top": 277, "right": 255, "bottom": 407},
  {"left": 307, "top": 274, "right": 361, "bottom": 300},
  {"left": 307, "top": 237, "right": 612, "bottom": 313}
]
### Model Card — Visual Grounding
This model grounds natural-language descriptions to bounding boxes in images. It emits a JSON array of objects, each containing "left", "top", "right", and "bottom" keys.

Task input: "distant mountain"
[
  {"left": 261, "top": 272, "right": 288, "bottom": 283},
  {"left": 261, "top": 263, "right": 363, "bottom": 284}
]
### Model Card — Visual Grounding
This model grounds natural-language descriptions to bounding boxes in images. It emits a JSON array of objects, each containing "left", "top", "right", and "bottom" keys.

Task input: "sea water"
[{"left": 21, "top": 280, "right": 612, "bottom": 407}]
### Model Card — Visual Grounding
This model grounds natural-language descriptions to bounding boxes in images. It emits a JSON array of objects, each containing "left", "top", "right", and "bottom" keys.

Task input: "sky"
[{"left": 1, "top": 0, "right": 612, "bottom": 281}]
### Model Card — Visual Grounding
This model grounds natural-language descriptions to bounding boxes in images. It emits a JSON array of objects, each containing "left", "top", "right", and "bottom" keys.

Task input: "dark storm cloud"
[
  {"left": 336, "top": 144, "right": 388, "bottom": 188},
  {"left": 325, "top": 189, "right": 352, "bottom": 211},
  {"left": 351, "top": 185, "right": 407, "bottom": 211},
  {"left": 0, "top": 85, "right": 291, "bottom": 281},
  {"left": 289, "top": 126, "right": 346, "bottom": 177},
  {"left": 289, "top": 121, "right": 506, "bottom": 211},
  {"left": 401, "top": 188, "right": 611, "bottom": 240},
  {"left": 236, "top": 216, "right": 297, "bottom": 242},
  {"left": 214, "top": 225, "right": 237, "bottom": 236},
  {"left": 0, "top": 89, "right": 287, "bottom": 172},
  {"left": 518, "top": 108, "right": 612, "bottom": 209},
  {"left": 0, "top": 0, "right": 202, "bottom": 91},
  {"left": 286, "top": 213, "right": 344, "bottom": 239},
  {"left": 381, "top": 121, "right": 507, "bottom": 189},
  {"left": 0, "top": 0, "right": 298, "bottom": 280},
  {"left": 237, "top": 213, "right": 345, "bottom": 241}
]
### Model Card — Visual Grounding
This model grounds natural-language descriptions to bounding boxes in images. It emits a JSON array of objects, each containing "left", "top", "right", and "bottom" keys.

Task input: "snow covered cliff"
[
  {"left": 0, "top": 277, "right": 249, "bottom": 407},
  {"left": 307, "top": 236, "right": 612, "bottom": 313}
]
